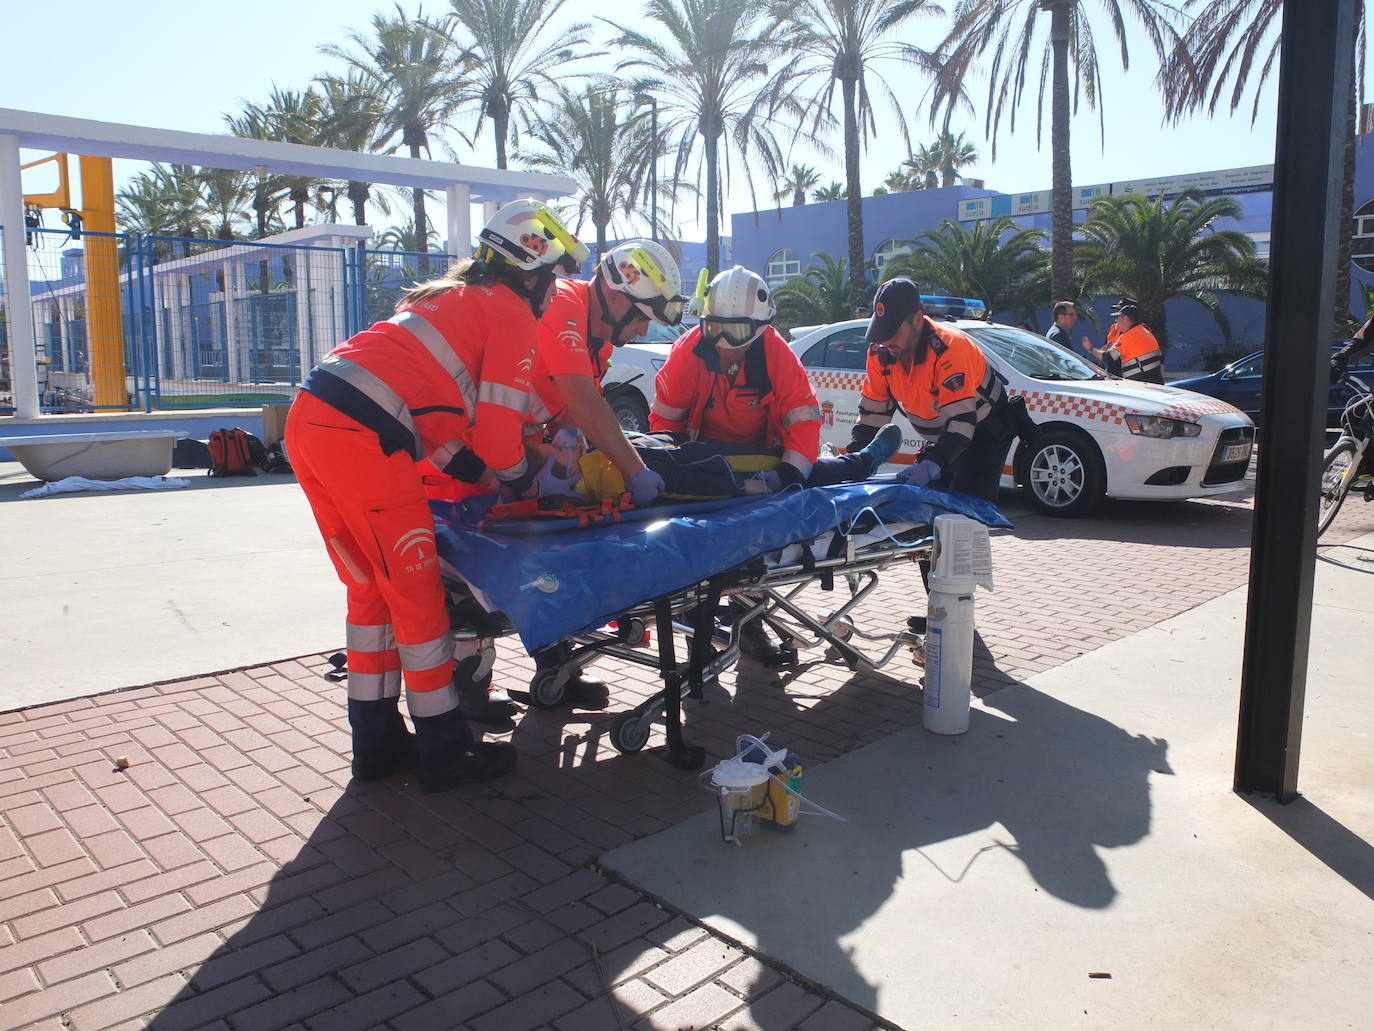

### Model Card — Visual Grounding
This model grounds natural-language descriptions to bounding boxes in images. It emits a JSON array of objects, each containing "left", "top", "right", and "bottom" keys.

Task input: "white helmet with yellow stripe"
[
  {"left": 477, "top": 199, "right": 589, "bottom": 274},
  {"left": 597, "top": 240, "right": 686, "bottom": 326}
]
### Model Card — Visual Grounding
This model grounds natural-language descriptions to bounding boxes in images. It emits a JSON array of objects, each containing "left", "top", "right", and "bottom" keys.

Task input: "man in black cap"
[
  {"left": 848, "top": 277, "right": 1012, "bottom": 501},
  {"left": 1087, "top": 298, "right": 1163, "bottom": 383}
]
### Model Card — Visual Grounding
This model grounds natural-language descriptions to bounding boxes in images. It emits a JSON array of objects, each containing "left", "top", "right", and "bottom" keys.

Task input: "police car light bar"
[{"left": 920, "top": 295, "right": 988, "bottom": 320}]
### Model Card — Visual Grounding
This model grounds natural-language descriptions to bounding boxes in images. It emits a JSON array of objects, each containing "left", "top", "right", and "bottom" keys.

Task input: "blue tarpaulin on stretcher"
[{"left": 431, "top": 482, "right": 1011, "bottom": 651}]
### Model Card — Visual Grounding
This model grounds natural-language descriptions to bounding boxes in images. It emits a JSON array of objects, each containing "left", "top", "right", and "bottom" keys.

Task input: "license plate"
[{"left": 1222, "top": 443, "right": 1251, "bottom": 463}]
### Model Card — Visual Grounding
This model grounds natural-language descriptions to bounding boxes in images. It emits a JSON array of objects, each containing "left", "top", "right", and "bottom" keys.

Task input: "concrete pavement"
[{"left": 1, "top": 456, "right": 1372, "bottom": 1031}]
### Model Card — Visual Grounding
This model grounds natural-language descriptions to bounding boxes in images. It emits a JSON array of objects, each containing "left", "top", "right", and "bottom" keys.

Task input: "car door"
[
  {"left": 1214, "top": 352, "right": 1265, "bottom": 419},
  {"left": 795, "top": 325, "right": 877, "bottom": 453}
]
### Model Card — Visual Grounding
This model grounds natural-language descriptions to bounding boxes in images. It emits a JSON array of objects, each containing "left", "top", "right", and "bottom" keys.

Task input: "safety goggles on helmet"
[
  {"left": 599, "top": 241, "right": 686, "bottom": 326},
  {"left": 477, "top": 200, "right": 590, "bottom": 274},
  {"left": 700, "top": 316, "right": 767, "bottom": 350},
  {"left": 639, "top": 293, "right": 687, "bottom": 326}
]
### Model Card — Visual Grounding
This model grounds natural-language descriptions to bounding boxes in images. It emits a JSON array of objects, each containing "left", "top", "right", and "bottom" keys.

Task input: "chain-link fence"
[{"left": 2, "top": 224, "right": 457, "bottom": 413}]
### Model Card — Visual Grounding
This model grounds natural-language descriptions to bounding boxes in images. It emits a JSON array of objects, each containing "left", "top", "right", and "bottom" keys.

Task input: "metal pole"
[
  {"left": 1235, "top": 0, "right": 1355, "bottom": 800},
  {"left": 0, "top": 133, "right": 41, "bottom": 419}
]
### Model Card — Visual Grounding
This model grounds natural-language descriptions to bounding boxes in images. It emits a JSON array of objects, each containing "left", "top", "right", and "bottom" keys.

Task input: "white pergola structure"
[{"left": 0, "top": 107, "right": 576, "bottom": 419}]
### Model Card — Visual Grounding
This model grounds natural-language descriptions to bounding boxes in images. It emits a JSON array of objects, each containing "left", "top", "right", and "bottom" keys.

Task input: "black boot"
[
  {"left": 535, "top": 644, "right": 609, "bottom": 708},
  {"left": 348, "top": 696, "right": 416, "bottom": 781},
  {"left": 412, "top": 708, "right": 517, "bottom": 792},
  {"left": 454, "top": 648, "right": 520, "bottom": 723},
  {"left": 738, "top": 618, "right": 783, "bottom": 666}
]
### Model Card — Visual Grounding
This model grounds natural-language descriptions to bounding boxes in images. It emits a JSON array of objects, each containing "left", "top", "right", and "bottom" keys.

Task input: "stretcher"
[{"left": 432, "top": 481, "right": 1010, "bottom": 768}]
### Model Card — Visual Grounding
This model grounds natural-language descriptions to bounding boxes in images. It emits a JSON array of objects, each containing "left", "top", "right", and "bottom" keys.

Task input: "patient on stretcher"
[{"left": 532, "top": 424, "right": 904, "bottom": 505}]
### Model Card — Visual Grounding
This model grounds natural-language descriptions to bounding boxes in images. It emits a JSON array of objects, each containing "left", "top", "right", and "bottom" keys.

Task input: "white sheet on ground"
[{"left": 20, "top": 475, "right": 191, "bottom": 498}]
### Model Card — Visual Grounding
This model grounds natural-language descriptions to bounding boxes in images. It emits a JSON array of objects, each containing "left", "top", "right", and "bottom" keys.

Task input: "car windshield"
[{"left": 964, "top": 324, "right": 1102, "bottom": 381}]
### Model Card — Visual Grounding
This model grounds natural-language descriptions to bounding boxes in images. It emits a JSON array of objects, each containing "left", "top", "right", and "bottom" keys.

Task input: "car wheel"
[
  {"left": 1021, "top": 428, "right": 1105, "bottom": 517},
  {"left": 608, "top": 390, "right": 650, "bottom": 434}
]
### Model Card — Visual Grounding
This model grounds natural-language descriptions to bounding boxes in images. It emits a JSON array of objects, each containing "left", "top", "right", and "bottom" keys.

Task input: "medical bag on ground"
[{"left": 207, "top": 428, "right": 265, "bottom": 477}]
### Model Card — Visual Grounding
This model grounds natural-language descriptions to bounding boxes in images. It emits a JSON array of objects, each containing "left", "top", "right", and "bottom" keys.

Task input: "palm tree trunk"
[
  {"left": 705, "top": 130, "right": 721, "bottom": 277},
  {"left": 493, "top": 103, "right": 509, "bottom": 170},
  {"left": 596, "top": 219, "right": 608, "bottom": 262},
  {"left": 793, "top": 186, "right": 804, "bottom": 206},
  {"left": 1048, "top": 0, "right": 1074, "bottom": 305},
  {"left": 407, "top": 137, "right": 430, "bottom": 276},
  {"left": 1146, "top": 303, "right": 1168, "bottom": 356},
  {"left": 348, "top": 181, "right": 370, "bottom": 226},
  {"left": 841, "top": 76, "right": 865, "bottom": 307}
]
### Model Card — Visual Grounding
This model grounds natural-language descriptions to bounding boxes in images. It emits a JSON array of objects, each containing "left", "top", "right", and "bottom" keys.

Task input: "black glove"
[{"left": 1330, "top": 357, "right": 1348, "bottom": 384}]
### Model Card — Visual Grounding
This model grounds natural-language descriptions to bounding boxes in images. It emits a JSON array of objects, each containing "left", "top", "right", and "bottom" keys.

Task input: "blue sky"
[{"left": 2, "top": 0, "right": 1292, "bottom": 242}]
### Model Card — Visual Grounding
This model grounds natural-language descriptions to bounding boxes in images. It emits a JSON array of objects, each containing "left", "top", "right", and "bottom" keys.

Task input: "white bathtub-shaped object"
[{"left": 3, "top": 430, "right": 185, "bottom": 481}]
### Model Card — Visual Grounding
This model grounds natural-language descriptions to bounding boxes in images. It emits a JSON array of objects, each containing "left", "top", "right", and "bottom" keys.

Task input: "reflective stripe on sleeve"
[
  {"left": 652, "top": 399, "right": 689, "bottom": 421},
  {"left": 430, "top": 439, "right": 468, "bottom": 470},
  {"left": 478, "top": 381, "right": 531, "bottom": 416},
  {"left": 782, "top": 404, "right": 821, "bottom": 428},
  {"left": 781, "top": 451, "right": 814, "bottom": 479},
  {"left": 490, "top": 453, "right": 531, "bottom": 483},
  {"left": 389, "top": 311, "right": 478, "bottom": 412}
]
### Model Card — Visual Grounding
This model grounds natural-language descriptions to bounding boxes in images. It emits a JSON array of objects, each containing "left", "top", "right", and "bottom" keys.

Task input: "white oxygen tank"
[{"left": 922, "top": 514, "right": 990, "bottom": 735}]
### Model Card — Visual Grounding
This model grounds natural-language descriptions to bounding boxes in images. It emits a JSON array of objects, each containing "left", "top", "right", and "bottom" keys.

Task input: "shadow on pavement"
[{"left": 1241, "top": 794, "right": 1374, "bottom": 903}]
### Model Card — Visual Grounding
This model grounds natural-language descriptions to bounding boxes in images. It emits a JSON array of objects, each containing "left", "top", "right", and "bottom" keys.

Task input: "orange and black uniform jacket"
[
  {"left": 649, "top": 325, "right": 822, "bottom": 485},
  {"left": 301, "top": 282, "right": 536, "bottom": 491},
  {"left": 529, "top": 278, "right": 614, "bottom": 425},
  {"left": 850, "top": 315, "right": 1006, "bottom": 469},
  {"left": 1108, "top": 323, "right": 1164, "bottom": 382}
]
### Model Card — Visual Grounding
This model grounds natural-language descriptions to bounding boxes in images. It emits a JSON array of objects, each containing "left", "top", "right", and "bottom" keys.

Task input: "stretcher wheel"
[
  {"left": 611, "top": 711, "right": 653, "bottom": 754},
  {"left": 528, "top": 668, "right": 566, "bottom": 709},
  {"left": 620, "top": 618, "right": 647, "bottom": 647}
]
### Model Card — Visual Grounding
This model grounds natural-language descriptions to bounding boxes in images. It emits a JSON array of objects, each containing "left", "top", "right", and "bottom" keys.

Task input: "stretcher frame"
[{"left": 531, "top": 523, "right": 935, "bottom": 768}]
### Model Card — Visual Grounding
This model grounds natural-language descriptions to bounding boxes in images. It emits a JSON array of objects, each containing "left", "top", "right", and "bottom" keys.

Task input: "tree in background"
[
  {"left": 441, "top": 0, "right": 595, "bottom": 169},
  {"left": 775, "top": 164, "right": 823, "bottom": 206},
  {"left": 233, "top": 88, "right": 330, "bottom": 229},
  {"left": 812, "top": 181, "right": 848, "bottom": 201},
  {"left": 1076, "top": 189, "right": 1268, "bottom": 352},
  {"left": 198, "top": 169, "right": 256, "bottom": 241},
  {"left": 934, "top": 1, "right": 1184, "bottom": 307},
  {"left": 375, "top": 217, "right": 445, "bottom": 252},
  {"left": 913, "top": 128, "right": 978, "bottom": 187},
  {"left": 1161, "top": 0, "right": 1367, "bottom": 334},
  {"left": 115, "top": 165, "right": 211, "bottom": 242},
  {"left": 315, "top": 71, "right": 392, "bottom": 226},
  {"left": 610, "top": 0, "right": 797, "bottom": 276},
  {"left": 770, "top": 0, "right": 943, "bottom": 308},
  {"left": 773, "top": 251, "right": 861, "bottom": 328},
  {"left": 321, "top": 4, "right": 470, "bottom": 268},
  {"left": 873, "top": 165, "right": 926, "bottom": 193},
  {"left": 884, "top": 215, "right": 1048, "bottom": 322},
  {"left": 518, "top": 85, "right": 673, "bottom": 256},
  {"left": 223, "top": 106, "right": 291, "bottom": 241}
]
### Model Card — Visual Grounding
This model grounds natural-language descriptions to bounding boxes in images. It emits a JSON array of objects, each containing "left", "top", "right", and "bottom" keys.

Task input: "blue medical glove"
[
  {"left": 535, "top": 454, "right": 582, "bottom": 498},
  {"left": 898, "top": 458, "right": 942, "bottom": 487},
  {"left": 626, "top": 466, "right": 665, "bottom": 506}
]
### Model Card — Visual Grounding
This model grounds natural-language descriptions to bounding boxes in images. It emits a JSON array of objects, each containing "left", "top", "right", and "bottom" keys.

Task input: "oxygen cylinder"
[{"left": 923, "top": 573, "right": 975, "bottom": 734}]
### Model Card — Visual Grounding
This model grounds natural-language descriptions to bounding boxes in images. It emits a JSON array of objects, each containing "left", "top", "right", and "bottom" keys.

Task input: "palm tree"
[
  {"left": 115, "top": 164, "right": 209, "bottom": 241},
  {"left": 775, "top": 164, "right": 823, "bottom": 206},
  {"left": 917, "top": 128, "right": 979, "bottom": 187},
  {"left": 315, "top": 71, "right": 392, "bottom": 226},
  {"left": 1076, "top": 189, "right": 1268, "bottom": 352},
  {"left": 879, "top": 164, "right": 927, "bottom": 193},
  {"left": 321, "top": 4, "right": 471, "bottom": 267},
  {"left": 773, "top": 251, "right": 859, "bottom": 327},
  {"left": 609, "top": 0, "right": 798, "bottom": 277},
  {"left": 441, "top": 0, "right": 595, "bottom": 169},
  {"left": 1160, "top": 0, "right": 1367, "bottom": 334},
  {"left": 198, "top": 169, "right": 255, "bottom": 241},
  {"left": 770, "top": 0, "right": 944, "bottom": 307},
  {"left": 811, "top": 181, "right": 848, "bottom": 202},
  {"left": 517, "top": 85, "right": 671, "bottom": 257},
  {"left": 375, "top": 218, "right": 444, "bottom": 252},
  {"left": 223, "top": 106, "right": 291, "bottom": 240},
  {"left": 884, "top": 215, "right": 1048, "bottom": 321},
  {"left": 935, "top": 1, "right": 1184, "bottom": 306},
  {"left": 235, "top": 88, "right": 330, "bottom": 229}
]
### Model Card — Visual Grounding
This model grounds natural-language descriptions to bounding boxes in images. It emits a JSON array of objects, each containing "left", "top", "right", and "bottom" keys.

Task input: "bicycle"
[{"left": 1317, "top": 373, "right": 1374, "bottom": 537}]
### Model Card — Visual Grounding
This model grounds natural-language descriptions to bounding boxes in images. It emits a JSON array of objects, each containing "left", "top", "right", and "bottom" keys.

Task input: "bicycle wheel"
[{"left": 1317, "top": 438, "right": 1359, "bottom": 537}]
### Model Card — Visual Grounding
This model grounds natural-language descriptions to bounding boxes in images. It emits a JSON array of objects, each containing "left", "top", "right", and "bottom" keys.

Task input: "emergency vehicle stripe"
[
  {"left": 781, "top": 450, "right": 813, "bottom": 477},
  {"left": 406, "top": 680, "right": 460, "bottom": 715},
  {"left": 479, "top": 381, "right": 531, "bottom": 416},
  {"left": 346, "top": 670, "right": 402, "bottom": 701},
  {"left": 347, "top": 622, "right": 395, "bottom": 652},
  {"left": 389, "top": 311, "right": 478, "bottom": 413},
  {"left": 652, "top": 399, "right": 689, "bottom": 421},
  {"left": 489, "top": 453, "right": 531, "bottom": 483},
  {"left": 782, "top": 403, "right": 821, "bottom": 427},
  {"left": 317, "top": 354, "right": 420, "bottom": 446}
]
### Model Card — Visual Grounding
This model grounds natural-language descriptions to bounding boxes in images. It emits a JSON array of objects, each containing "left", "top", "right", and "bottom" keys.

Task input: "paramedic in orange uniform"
[
  {"left": 851, "top": 277, "right": 1011, "bottom": 502},
  {"left": 285, "top": 200, "right": 588, "bottom": 792},
  {"left": 531, "top": 240, "right": 686, "bottom": 505},
  {"left": 1088, "top": 298, "right": 1164, "bottom": 384},
  {"left": 651, "top": 266, "right": 902, "bottom": 662}
]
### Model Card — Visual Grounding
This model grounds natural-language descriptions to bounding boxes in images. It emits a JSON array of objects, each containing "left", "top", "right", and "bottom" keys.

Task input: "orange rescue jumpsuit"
[
  {"left": 649, "top": 325, "right": 821, "bottom": 484},
  {"left": 1108, "top": 323, "right": 1164, "bottom": 383},
  {"left": 528, "top": 278, "right": 614, "bottom": 426},
  {"left": 286, "top": 283, "right": 538, "bottom": 715}
]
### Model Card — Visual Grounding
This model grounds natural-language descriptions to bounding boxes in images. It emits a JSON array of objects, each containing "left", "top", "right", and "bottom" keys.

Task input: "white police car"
[{"left": 789, "top": 299, "right": 1256, "bottom": 516}]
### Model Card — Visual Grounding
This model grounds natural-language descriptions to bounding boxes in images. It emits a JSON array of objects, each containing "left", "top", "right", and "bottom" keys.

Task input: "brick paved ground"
[{"left": 3, "top": 492, "right": 1371, "bottom": 1031}]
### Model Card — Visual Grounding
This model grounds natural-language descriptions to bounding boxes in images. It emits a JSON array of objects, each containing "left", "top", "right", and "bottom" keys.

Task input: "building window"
[
  {"left": 873, "top": 238, "right": 911, "bottom": 274},
  {"left": 1353, "top": 199, "right": 1374, "bottom": 272},
  {"left": 767, "top": 249, "right": 801, "bottom": 285}
]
